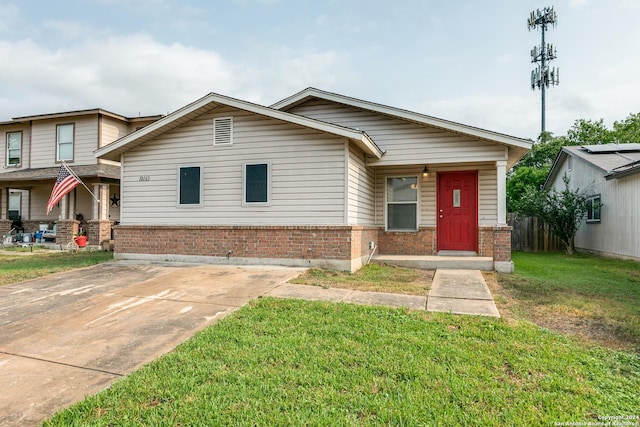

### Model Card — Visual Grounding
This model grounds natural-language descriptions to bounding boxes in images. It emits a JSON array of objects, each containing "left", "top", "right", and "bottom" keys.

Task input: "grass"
[
  {"left": 496, "top": 252, "right": 640, "bottom": 351},
  {"left": 42, "top": 253, "right": 640, "bottom": 425},
  {"left": 0, "top": 250, "right": 114, "bottom": 287},
  {"left": 45, "top": 298, "right": 640, "bottom": 426},
  {"left": 289, "top": 263, "right": 432, "bottom": 295}
]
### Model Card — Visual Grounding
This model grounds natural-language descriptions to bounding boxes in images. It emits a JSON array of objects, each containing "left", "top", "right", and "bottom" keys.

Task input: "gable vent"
[{"left": 213, "top": 117, "right": 233, "bottom": 146}]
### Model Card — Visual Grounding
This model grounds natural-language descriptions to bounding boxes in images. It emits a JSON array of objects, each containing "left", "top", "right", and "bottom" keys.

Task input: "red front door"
[{"left": 437, "top": 171, "right": 478, "bottom": 251}]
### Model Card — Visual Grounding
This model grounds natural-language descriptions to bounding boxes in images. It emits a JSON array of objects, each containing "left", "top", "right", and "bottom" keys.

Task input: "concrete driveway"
[{"left": 0, "top": 261, "right": 304, "bottom": 426}]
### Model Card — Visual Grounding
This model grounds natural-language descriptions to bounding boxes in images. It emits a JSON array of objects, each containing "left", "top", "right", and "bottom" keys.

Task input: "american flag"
[{"left": 46, "top": 163, "right": 81, "bottom": 215}]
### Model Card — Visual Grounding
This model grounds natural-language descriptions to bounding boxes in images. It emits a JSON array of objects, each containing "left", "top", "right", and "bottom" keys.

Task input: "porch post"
[
  {"left": 0, "top": 188, "right": 11, "bottom": 236},
  {"left": 91, "top": 184, "right": 109, "bottom": 220},
  {"left": 0, "top": 188, "right": 6, "bottom": 220},
  {"left": 496, "top": 160, "right": 507, "bottom": 225},
  {"left": 59, "top": 194, "right": 68, "bottom": 220}
]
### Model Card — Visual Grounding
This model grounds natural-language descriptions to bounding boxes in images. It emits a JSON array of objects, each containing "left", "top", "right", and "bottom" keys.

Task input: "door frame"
[{"left": 436, "top": 170, "right": 478, "bottom": 252}]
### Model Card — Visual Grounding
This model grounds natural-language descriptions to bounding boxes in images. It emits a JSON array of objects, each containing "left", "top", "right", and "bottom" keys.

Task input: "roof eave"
[
  {"left": 271, "top": 87, "right": 533, "bottom": 150},
  {"left": 96, "top": 92, "right": 385, "bottom": 161}
]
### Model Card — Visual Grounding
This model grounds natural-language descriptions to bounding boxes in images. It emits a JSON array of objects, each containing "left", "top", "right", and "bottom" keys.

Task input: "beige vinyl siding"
[
  {"left": 373, "top": 163, "right": 497, "bottom": 227},
  {"left": 28, "top": 185, "right": 57, "bottom": 221},
  {"left": 99, "top": 117, "right": 130, "bottom": 166},
  {"left": 0, "top": 124, "right": 30, "bottom": 171},
  {"left": 550, "top": 156, "right": 640, "bottom": 259},
  {"left": 100, "top": 117, "right": 130, "bottom": 147},
  {"left": 289, "top": 99, "right": 507, "bottom": 166},
  {"left": 347, "top": 144, "right": 375, "bottom": 224},
  {"left": 30, "top": 116, "right": 99, "bottom": 167},
  {"left": 121, "top": 108, "right": 348, "bottom": 226}
]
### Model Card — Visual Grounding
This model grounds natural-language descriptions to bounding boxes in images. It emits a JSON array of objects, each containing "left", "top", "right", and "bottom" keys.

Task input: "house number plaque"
[
  {"left": 139, "top": 175, "right": 150, "bottom": 182},
  {"left": 453, "top": 189, "right": 461, "bottom": 207}
]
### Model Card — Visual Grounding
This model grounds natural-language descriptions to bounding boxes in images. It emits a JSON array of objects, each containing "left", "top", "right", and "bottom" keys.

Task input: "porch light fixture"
[{"left": 422, "top": 165, "right": 429, "bottom": 177}]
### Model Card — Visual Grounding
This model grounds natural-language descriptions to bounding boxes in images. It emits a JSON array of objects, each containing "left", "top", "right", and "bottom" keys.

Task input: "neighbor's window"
[
  {"left": 244, "top": 163, "right": 270, "bottom": 204},
  {"left": 6, "top": 131, "right": 22, "bottom": 166},
  {"left": 178, "top": 166, "right": 202, "bottom": 206},
  {"left": 386, "top": 176, "right": 418, "bottom": 231},
  {"left": 56, "top": 124, "right": 74, "bottom": 161},
  {"left": 586, "top": 195, "right": 601, "bottom": 223}
]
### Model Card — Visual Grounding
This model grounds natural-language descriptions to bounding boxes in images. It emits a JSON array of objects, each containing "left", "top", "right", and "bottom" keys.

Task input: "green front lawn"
[
  {"left": 498, "top": 252, "right": 640, "bottom": 350},
  {"left": 45, "top": 298, "right": 639, "bottom": 426},
  {"left": 0, "top": 251, "right": 113, "bottom": 287}
]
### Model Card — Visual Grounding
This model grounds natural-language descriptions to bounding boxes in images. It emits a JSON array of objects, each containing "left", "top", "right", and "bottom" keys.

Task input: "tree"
[
  {"left": 515, "top": 174, "right": 590, "bottom": 255},
  {"left": 565, "top": 118, "right": 613, "bottom": 145},
  {"left": 612, "top": 112, "right": 640, "bottom": 143},
  {"left": 506, "top": 166, "right": 548, "bottom": 212}
]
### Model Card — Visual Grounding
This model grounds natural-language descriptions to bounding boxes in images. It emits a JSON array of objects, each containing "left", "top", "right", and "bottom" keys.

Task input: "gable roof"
[
  {"left": 96, "top": 92, "right": 384, "bottom": 162},
  {"left": 544, "top": 143, "right": 640, "bottom": 188},
  {"left": 271, "top": 87, "right": 532, "bottom": 150},
  {"left": 1, "top": 108, "right": 162, "bottom": 125}
]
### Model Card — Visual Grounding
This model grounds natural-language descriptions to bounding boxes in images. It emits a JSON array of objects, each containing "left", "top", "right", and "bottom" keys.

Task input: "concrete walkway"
[
  {"left": 426, "top": 269, "right": 500, "bottom": 317},
  {"left": 266, "top": 268, "right": 500, "bottom": 317}
]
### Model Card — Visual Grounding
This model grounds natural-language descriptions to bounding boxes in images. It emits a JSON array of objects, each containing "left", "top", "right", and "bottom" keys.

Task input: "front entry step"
[{"left": 371, "top": 255, "right": 494, "bottom": 271}]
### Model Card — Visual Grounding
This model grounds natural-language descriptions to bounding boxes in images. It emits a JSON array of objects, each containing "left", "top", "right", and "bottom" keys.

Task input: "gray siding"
[
  {"left": 289, "top": 99, "right": 507, "bottom": 166},
  {"left": 550, "top": 155, "right": 640, "bottom": 259},
  {"left": 121, "top": 108, "right": 348, "bottom": 226}
]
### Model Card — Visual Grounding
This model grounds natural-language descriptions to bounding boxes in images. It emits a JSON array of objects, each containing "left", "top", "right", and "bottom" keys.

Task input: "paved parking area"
[{"left": 0, "top": 262, "right": 304, "bottom": 426}]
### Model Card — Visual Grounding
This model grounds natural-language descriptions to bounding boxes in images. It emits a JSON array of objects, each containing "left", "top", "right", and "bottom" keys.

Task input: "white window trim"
[
  {"left": 586, "top": 194, "right": 601, "bottom": 223},
  {"left": 56, "top": 123, "right": 74, "bottom": 162},
  {"left": 242, "top": 162, "right": 272, "bottom": 206},
  {"left": 384, "top": 175, "right": 420, "bottom": 232},
  {"left": 6, "top": 131, "right": 22, "bottom": 167},
  {"left": 176, "top": 164, "right": 204, "bottom": 208},
  {"left": 213, "top": 116, "right": 233, "bottom": 147}
]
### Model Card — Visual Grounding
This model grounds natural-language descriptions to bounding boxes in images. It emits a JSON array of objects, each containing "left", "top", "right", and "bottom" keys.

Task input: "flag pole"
[{"left": 61, "top": 160, "right": 100, "bottom": 203}]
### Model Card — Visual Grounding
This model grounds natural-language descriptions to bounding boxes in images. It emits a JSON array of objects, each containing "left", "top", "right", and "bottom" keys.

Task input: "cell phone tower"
[{"left": 528, "top": 6, "right": 559, "bottom": 135}]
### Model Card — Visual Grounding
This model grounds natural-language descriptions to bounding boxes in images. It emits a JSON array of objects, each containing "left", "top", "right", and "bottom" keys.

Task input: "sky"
[{"left": 0, "top": 0, "right": 638, "bottom": 141}]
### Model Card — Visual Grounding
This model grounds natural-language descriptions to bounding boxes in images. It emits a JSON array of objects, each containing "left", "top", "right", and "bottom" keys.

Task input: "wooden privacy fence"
[{"left": 508, "top": 213, "right": 563, "bottom": 252}]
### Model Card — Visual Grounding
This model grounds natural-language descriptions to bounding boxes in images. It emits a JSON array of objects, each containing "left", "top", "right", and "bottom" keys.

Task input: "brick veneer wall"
[
  {"left": 0, "top": 219, "right": 11, "bottom": 237},
  {"left": 115, "top": 225, "right": 366, "bottom": 260},
  {"left": 113, "top": 224, "right": 512, "bottom": 270},
  {"left": 55, "top": 220, "right": 79, "bottom": 244},
  {"left": 478, "top": 226, "right": 512, "bottom": 261},
  {"left": 87, "top": 220, "right": 114, "bottom": 246},
  {"left": 378, "top": 227, "right": 437, "bottom": 255},
  {"left": 378, "top": 225, "right": 512, "bottom": 261}
]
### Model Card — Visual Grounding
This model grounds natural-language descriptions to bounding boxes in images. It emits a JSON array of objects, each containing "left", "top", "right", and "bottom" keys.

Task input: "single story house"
[
  {"left": 95, "top": 88, "right": 532, "bottom": 272},
  {"left": 544, "top": 143, "right": 640, "bottom": 261}
]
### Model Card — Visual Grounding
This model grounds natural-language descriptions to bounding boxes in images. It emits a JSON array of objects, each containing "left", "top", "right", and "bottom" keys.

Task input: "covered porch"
[{"left": 0, "top": 165, "right": 120, "bottom": 246}]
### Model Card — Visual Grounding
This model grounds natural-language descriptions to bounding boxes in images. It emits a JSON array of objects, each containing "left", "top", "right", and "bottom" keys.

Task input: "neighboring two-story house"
[{"left": 0, "top": 109, "right": 161, "bottom": 245}]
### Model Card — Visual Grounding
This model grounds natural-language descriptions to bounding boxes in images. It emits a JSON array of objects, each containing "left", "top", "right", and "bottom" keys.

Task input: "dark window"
[
  {"left": 179, "top": 166, "right": 201, "bottom": 205},
  {"left": 586, "top": 195, "right": 601, "bottom": 223},
  {"left": 245, "top": 163, "right": 268, "bottom": 203}
]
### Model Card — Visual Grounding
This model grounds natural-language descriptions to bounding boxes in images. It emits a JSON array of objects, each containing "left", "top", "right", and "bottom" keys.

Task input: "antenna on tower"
[{"left": 528, "top": 6, "right": 559, "bottom": 136}]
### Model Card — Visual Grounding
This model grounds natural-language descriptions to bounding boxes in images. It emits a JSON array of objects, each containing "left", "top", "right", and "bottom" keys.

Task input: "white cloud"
[
  {"left": 0, "top": 34, "right": 345, "bottom": 119},
  {"left": 0, "top": 2, "right": 20, "bottom": 33}
]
